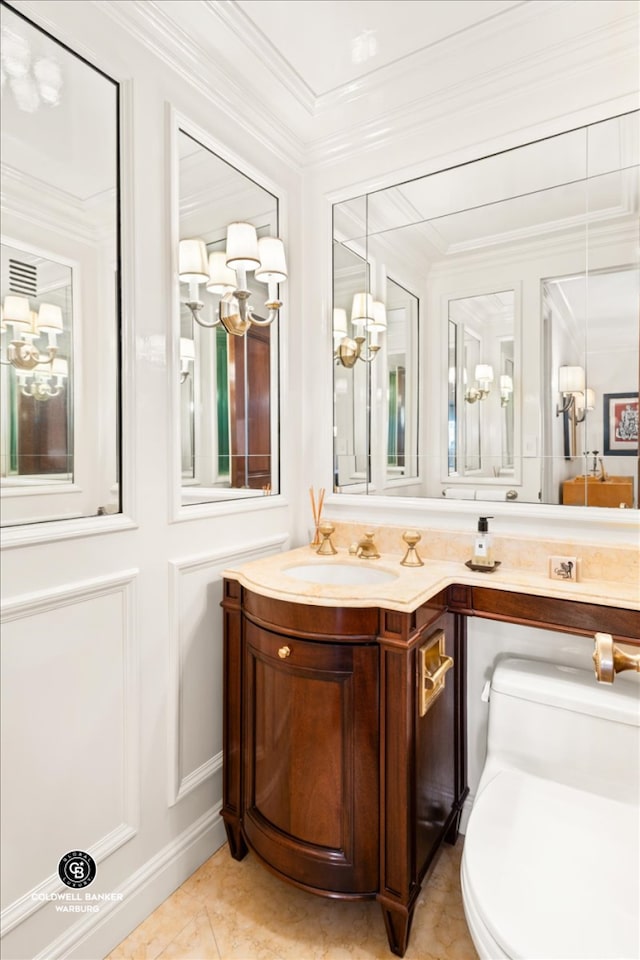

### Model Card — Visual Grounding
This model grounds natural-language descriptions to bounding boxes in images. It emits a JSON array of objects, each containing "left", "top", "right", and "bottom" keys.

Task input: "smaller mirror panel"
[
  {"left": 332, "top": 224, "right": 420, "bottom": 495},
  {"left": 384, "top": 278, "right": 419, "bottom": 484},
  {"left": 332, "top": 236, "right": 371, "bottom": 489},
  {"left": 448, "top": 291, "right": 515, "bottom": 481},
  {"left": 1, "top": 244, "right": 73, "bottom": 481},
  {"left": 178, "top": 131, "right": 281, "bottom": 505}
]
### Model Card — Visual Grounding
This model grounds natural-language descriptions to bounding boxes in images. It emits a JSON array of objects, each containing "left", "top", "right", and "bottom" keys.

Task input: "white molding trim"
[
  {"left": 118, "top": 78, "right": 138, "bottom": 529},
  {"left": 0, "top": 513, "right": 137, "bottom": 550},
  {"left": 33, "top": 807, "right": 225, "bottom": 960},
  {"left": 0, "top": 824, "right": 136, "bottom": 938},
  {"left": 96, "top": 0, "right": 304, "bottom": 169},
  {"left": 175, "top": 751, "right": 223, "bottom": 805},
  {"left": 0, "top": 568, "right": 139, "bottom": 621},
  {"left": 167, "top": 534, "right": 288, "bottom": 806},
  {"left": 1, "top": 167, "right": 113, "bottom": 245},
  {"left": 0, "top": 570, "right": 140, "bottom": 937},
  {"left": 205, "top": 0, "right": 316, "bottom": 115}
]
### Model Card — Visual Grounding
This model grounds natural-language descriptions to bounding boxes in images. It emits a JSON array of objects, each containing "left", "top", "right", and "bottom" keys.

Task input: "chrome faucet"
[{"left": 354, "top": 531, "right": 380, "bottom": 560}]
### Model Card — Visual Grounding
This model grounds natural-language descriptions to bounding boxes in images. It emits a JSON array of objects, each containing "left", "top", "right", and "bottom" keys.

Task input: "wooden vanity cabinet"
[{"left": 221, "top": 580, "right": 467, "bottom": 957}]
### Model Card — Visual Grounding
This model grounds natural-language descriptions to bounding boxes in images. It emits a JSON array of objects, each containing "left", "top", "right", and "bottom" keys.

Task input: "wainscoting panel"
[
  {"left": 0, "top": 571, "right": 139, "bottom": 931},
  {"left": 168, "top": 535, "right": 288, "bottom": 805}
]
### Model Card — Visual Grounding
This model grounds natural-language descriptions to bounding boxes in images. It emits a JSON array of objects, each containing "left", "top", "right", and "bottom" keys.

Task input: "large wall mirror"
[
  {"left": 0, "top": 2, "right": 120, "bottom": 527},
  {"left": 332, "top": 111, "right": 639, "bottom": 509},
  {"left": 176, "top": 129, "right": 281, "bottom": 506}
]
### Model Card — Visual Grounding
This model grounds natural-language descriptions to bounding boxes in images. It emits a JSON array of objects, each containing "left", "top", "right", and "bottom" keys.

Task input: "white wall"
[{"left": 0, "top": 3, "right": 302, "bottom": 959}]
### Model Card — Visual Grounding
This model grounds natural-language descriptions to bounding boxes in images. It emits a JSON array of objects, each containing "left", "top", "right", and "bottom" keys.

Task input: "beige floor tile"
[
  {"left": 157, "top": 910, "right": 220, "bottom": 960},
  {"left": 109, "top": 839, "right": 478, "bottom": 960},
  {"left": 105, "top": 889, "right": 202, "bottom": 960}
]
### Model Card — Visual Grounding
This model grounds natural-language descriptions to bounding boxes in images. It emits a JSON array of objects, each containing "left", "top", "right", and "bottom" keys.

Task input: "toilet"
[{"left": 461, "top": 658, "right": 640, "bottom": 960}]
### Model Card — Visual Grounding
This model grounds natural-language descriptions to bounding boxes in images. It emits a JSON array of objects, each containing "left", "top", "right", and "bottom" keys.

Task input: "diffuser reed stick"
[{"left": 309, "top": 486, "right": 326, "bottom": 546}]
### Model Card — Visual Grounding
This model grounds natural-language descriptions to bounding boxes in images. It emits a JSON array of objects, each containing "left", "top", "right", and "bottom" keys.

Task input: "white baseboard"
[{"left": 32, "top": 807, "right": 227, "bottom": 960}]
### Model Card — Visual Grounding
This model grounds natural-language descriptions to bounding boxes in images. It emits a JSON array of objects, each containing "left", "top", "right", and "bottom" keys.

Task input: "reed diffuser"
[{"left": 309, "top": 486, "right": 325, "bottom": 547}]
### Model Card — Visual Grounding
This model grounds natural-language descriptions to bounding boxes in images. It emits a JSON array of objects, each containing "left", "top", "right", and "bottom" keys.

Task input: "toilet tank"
[{"left": 484, "top": 658, "right": 640, "bottom": 803}]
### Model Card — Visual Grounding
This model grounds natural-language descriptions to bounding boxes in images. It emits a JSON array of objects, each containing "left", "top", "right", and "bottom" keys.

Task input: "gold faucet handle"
[
  {"left": 316, "top": 520, "right": 337, "bottom": 556},
  {"left": 359, "top": 531, "right": 380, "bottom": 559},
  {"left": 401, "top": 529, "right": 424, "bottom": 567}
]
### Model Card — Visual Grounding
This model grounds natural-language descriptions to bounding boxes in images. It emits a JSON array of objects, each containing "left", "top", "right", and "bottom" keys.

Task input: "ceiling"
[
  {"left": 137, "top": 0, "right": 639, "bottom": 166},
  {"left": 234, "top": 0, "right": 524, "bottom": 97}
]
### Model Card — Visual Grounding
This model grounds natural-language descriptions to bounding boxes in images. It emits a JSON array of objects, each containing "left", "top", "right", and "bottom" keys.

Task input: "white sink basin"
[{"left": 284, "top": 563, "right": 398, "bottom": 586}]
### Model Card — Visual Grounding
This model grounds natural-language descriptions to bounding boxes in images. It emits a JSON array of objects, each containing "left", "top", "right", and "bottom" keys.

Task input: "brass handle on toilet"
[
  {"left": 593, "top": 632, "right": 640, "bottom": 684},
  {"left": 419, "top": 629, "right": 453, "bottom": 717}
]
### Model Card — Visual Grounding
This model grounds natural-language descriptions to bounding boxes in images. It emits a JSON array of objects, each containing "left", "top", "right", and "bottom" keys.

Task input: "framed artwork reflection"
[{"left": 603, "top": 392, "right": 638, "bottom": 456}]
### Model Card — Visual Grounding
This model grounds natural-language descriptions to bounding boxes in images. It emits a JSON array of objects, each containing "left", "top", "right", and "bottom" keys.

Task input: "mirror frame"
[{"left": 168, "top": 108, "right": 287, "bottom": 520}]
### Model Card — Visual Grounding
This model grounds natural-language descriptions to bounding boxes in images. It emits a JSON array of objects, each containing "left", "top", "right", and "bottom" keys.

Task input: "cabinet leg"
[
  {"left": 444, "top": 810, "right": 461, "bottom": 846},
  {"left": 379, "top": 900, "right": 414, "bottom": 958},
  {"left": 223, "top": 817, "right": 248, "bottom": 861}
]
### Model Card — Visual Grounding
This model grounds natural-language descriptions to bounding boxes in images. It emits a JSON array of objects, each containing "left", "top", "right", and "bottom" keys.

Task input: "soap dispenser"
[{"left": 469, "top": 516, "right": 498, "bottom": 571}]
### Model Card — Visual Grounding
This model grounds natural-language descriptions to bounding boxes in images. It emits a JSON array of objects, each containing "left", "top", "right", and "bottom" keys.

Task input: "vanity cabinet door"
[{"left": 242, "top": 620, "right": 379, "bottom": 895}]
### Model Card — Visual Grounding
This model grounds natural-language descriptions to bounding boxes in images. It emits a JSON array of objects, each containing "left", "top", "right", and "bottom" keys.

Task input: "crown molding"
[
  {"left": 43, "top": 0, "right": 639, "bottom": 173},
  {"left": 95, "top": 0, "right": 306, "bottom": 170},
  {"left": 305, "top": 25, "right": 639, "bottom": 169},
  {"left": 1, "top": 165, "right": 114, "bottom": 244},
  {"left": 203, "top": 0, "right": 316, "bottom": 115}
]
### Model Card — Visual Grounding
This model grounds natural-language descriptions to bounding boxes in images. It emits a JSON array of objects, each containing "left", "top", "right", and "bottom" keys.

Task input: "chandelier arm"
[
  {"left": 249, "top": 308, "right": 278, "bottom": 327},
  {"left": 185, "top": 302, "right": 221, "bottom": 328},
  {"left": 358, "top": 344, "right": 380, "bottom": 364},
  {"left": 7, "top": 342, "right": 57, "bottom": 371}
]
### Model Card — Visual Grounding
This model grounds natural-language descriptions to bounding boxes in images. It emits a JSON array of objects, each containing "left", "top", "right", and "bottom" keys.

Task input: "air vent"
[{"left": 9, "top": 259, "right": 37, "bottom": 298}]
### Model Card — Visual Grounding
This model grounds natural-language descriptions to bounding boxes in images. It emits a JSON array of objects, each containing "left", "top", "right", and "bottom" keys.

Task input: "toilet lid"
[{"left": 463, "top": 769, "right": 640, "bottom": 960}]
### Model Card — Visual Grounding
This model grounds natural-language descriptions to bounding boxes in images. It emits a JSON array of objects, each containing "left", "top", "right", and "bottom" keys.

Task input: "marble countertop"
[{"left": 223, "top": 544, "right": 639, "bottom": 614}]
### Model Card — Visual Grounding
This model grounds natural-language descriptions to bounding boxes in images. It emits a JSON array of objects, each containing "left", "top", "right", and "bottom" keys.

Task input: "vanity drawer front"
[
  {"left": 471, "top": 588, "right": 640, "bottom": 643},
  {"left": 243, "top": 590, "right": 380, "bottom": 641},
  {"left": 242, "top": 620, "right": 379, "bottom": 894}
]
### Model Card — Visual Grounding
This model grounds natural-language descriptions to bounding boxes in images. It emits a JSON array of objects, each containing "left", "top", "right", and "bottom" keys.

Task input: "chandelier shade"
[
  {"left": 179, "top": 238, "right": 209, "bottom": 284},
  {"left": 225, "top": 222, "right": 260, "bottom": 271},
  {"left": 3, "top": 294, "right": 31, "bottom": 327},
  {"left": 255, "top": 237, "right": 287, "bottom": 284},
  {"left": 206, "top": 251, "right": 236, "bottom": 295}
]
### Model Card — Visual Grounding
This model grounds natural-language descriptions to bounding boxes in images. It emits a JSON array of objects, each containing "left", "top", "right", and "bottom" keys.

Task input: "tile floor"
[{"left": 107, "top": 839, "right": 478, "bottom": 960}]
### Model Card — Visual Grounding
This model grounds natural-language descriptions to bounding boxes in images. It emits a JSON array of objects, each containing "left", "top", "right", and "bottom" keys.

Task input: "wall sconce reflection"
[
  {"left": 555, "top": 365, "right": 586, "bottom": 418},
  {"left": 574, "top": 388, "right": 595, "bottom": 423},
  {"left": 1, "top": 295, "right": 62, "bottom": 370},
  {"left": 179, "top": 337, "right": 195, "bottom": 383},
  {"left": 16, "top": 357, "right": 68, "bottom": 401},
  {"left": 464, "top": 364, "right": 494, "bottom": 403},
  {"left": 499, "top": 374, "right": 513, "bottom": 407},
  {"left": 333, "top": 293, "right": 386, "bottom": 368},
  {"left": 179, "top": 223, "right": 287, "bottom": 337}
]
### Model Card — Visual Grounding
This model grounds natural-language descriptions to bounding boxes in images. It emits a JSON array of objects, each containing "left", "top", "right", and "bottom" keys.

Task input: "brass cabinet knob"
[{"left": 278, "top": 645, "right": 291, "bottom": 659}]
